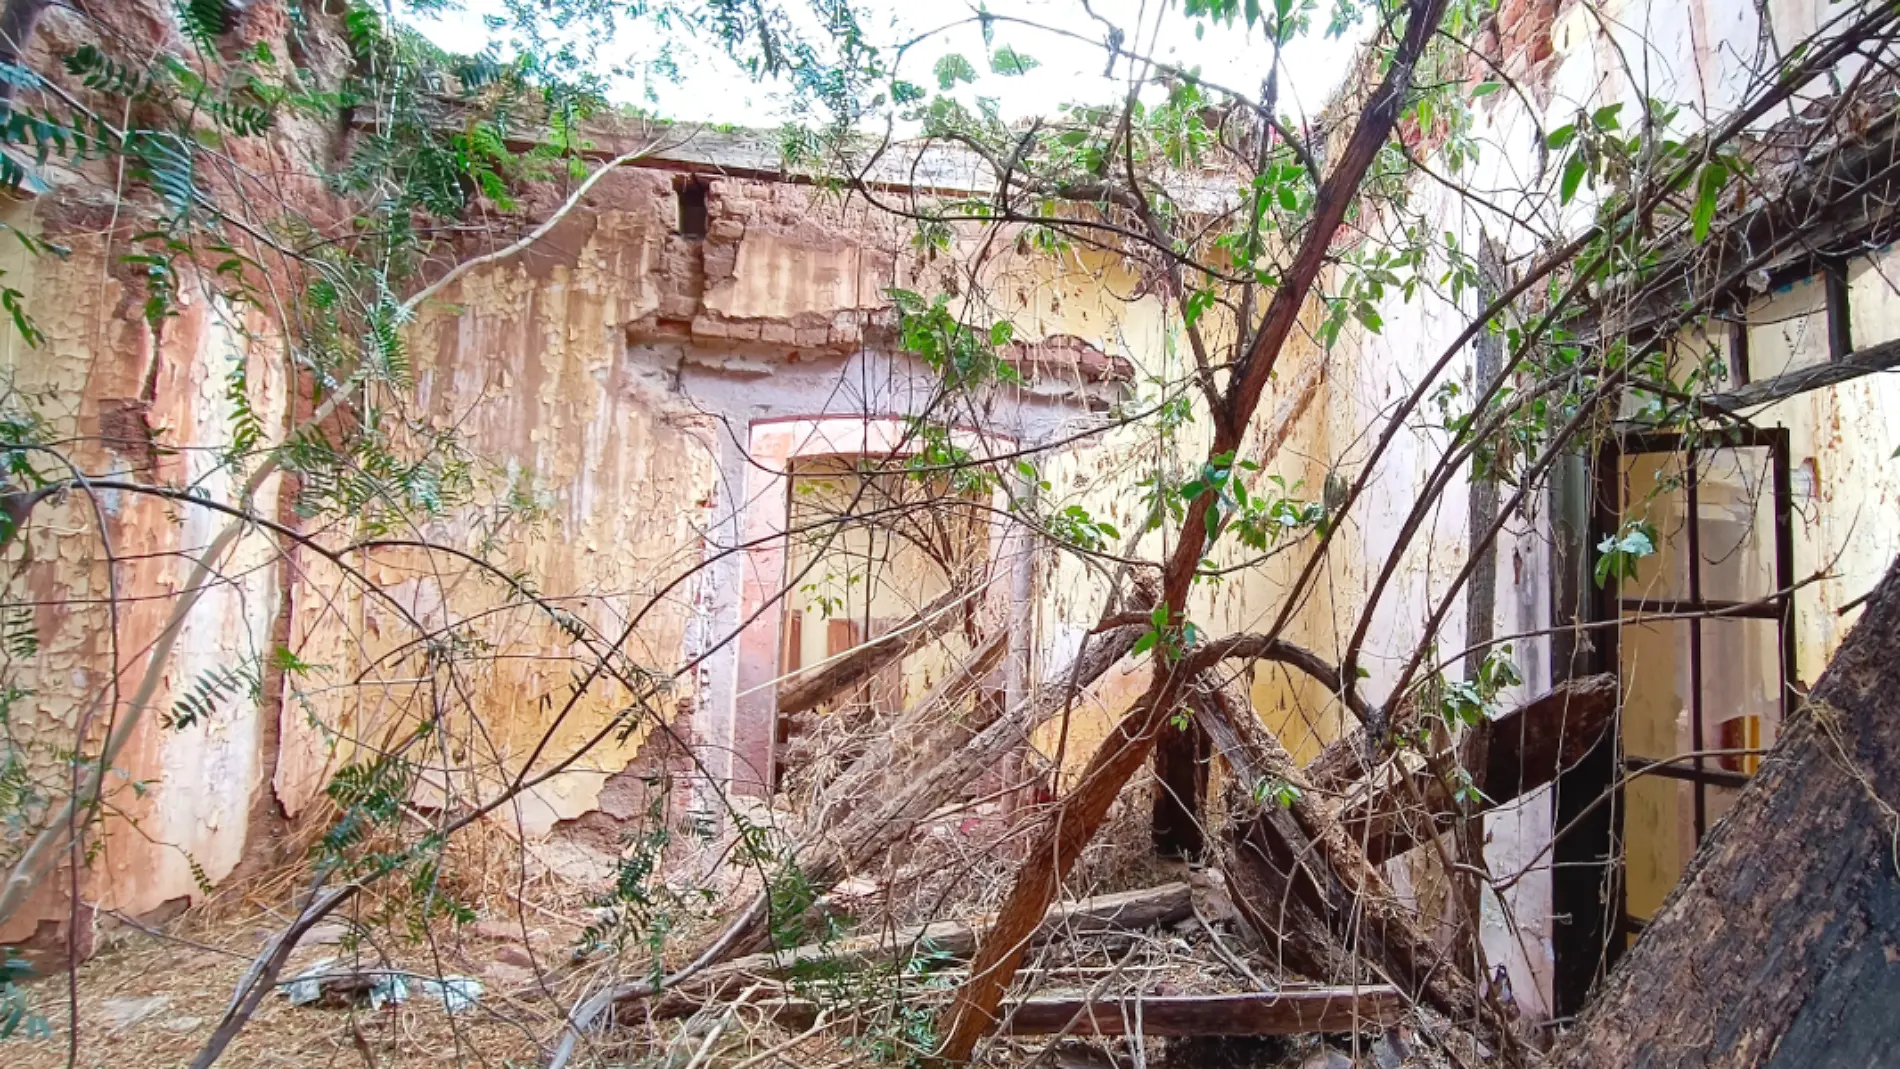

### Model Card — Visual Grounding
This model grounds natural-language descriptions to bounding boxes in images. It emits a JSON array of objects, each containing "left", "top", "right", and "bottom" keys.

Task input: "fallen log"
[
  {"left": 1193, "top": 676, "right": 1502, "bottom": 1040},
  {"left": 731, "top": 617, "right": 1149, "bottom": 958},
  {"left": 662, "top": 986, "right": 1406, "bottom": 1038},
  {"left": 778, "top": 584, "right": 975, "bottom": 717},
  {"left": 1553, "top": 555, "right": 1900, "bottom": 1067},
  {"left": 1339, "top": 674, "right": 1618, "bottom": 862},
  {"left": 656, "top": 883, "right": 1193, "bottom": 1012},
  {"left": 999, "top": 986, "right": 1408, "bottom": 1036}
]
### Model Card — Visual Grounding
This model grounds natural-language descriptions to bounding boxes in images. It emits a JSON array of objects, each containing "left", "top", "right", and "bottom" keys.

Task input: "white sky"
[{"left": 402, "top": 0, "right": 1372, "bottom": 131}]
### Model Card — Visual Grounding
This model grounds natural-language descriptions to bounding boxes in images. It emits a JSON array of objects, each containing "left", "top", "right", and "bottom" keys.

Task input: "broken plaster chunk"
[
  {"left": 100, "top": 994, "right": 171, "bottom": 1032},
  {"left": 710, "top": 218, "right": 744, "bottom": 242}
]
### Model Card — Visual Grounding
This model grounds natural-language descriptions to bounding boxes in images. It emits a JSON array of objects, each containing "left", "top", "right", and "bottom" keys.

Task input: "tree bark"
[{"left": 1553, "top": 554, "right": 1900, "bottom": 1067}]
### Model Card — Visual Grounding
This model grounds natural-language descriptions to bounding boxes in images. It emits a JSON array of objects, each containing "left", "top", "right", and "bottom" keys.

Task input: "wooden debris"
[
  {"left": 658, "top": 883, "right": 1193, "bottom": 1011},
  {"left": 999, "top": 986, "right": 1407, "bottom": 1037},
  {"left": 1339, "top": 674, "right": 1619, "bottom": 862},
  {"left": 777, "top": 584, "right": 973, "bottom": 716}
]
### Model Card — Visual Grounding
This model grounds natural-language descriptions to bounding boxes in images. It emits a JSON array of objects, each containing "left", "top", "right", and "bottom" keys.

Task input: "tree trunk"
[
  {"left": 1553, "top": 554, "right": 1900, "bottom": 1067},
  {"left": 1153, "top": 716, "right": 1211, "bottom": 860}
]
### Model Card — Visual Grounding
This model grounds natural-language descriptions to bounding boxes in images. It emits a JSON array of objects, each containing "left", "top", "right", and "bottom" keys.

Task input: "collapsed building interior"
[{"left": 1, "top": 0, "right": 1899, "bottom": 1065}]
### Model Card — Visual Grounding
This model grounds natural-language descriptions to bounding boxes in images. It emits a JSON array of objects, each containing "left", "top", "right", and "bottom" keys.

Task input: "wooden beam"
[
  {"left": 1194, "top": 678, "right": 1496, "bottom": 1032},
  {"left": 1703, "top": 335, "right": 1900, "bottom": 413},
  {"left": 778, "top": 585, "right": 972, "bottom": 716},
  {"left": 999, "top": 987, "right": 1408, "bottom": 1037},
  {"left": 1339, "top": 674, "right": 1619, "bottom": 863}
]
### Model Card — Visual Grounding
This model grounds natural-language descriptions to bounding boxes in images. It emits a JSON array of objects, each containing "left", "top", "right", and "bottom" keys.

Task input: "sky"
[{"left": 400, "top": 0, "right": 1373, "bottom": 132}]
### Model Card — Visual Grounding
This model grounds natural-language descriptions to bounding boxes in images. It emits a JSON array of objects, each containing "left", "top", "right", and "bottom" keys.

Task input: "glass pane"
[
  {"left": 1616, "top": 447, "right": 1778, "bottom": 605},
  {"left": 1618, "top": 617, "right": 1782, "bottom": 765},
  {"left": 1624, "top": 774, "right": 1696, "bottom": 924},
  {"left": 1706, "top": 783, "right": 1746, "bottom": 829},
  {"left": 1619, "top": 618, "right": 1691, "bottom": 763},
  {"left": 1699, "top": 617, "right": 1783, "bottom": 766},
  {"left": 1617, "top": 452, "right": 1692, "bottom": 602},
  {"left": 1694, "top": 447, "right": 1777, "bottom": 604}
]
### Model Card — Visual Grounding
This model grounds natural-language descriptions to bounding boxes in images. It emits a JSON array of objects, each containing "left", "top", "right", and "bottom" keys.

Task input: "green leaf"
[
  {"left": 1183, "top": 288, "right": 1216, "bottom": 327},
  {"left": 1560, "top": 153, "right": 1588, "bottom": 205},
  {"left": 990, "top": 47, "right": 1039, "bottom": 75},
  {"left": 1468, "top": 81, "right": 1501, "bottom": 99},
  {"left": 989, "top": 320, "right": 1014, "bottom": 346},
  {"left": 177, "top": 0, "right": 231, "bottom": 48},
  {"left": 1692, "top": 160, "right": 1728, "bottom": 241},
  {"left": 934, "top": 53, "right": 977, "bottom": 90},
  {"left": 1546, "top": 123, "right": 1577, "bottom": 150}
]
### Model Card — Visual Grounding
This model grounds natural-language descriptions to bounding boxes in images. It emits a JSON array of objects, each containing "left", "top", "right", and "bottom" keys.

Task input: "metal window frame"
[{"left": 1589, "top": 425, "right": 1799, "bottom": 957}]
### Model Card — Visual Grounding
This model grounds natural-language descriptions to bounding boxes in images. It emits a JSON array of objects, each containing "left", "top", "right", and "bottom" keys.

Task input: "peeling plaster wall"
[
  {"left": 0, "top": 199, "right": 291, "bottom": 943},
  {"left": 3, "top": 135, "right": 1146, "bottom": 945}
]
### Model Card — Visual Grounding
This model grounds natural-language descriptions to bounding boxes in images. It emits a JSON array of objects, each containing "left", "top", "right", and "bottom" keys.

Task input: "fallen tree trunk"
[
  {"left": 999, "top": 987, "right": 1408, "bottom": 1036},
  {"left": 657, "top": 883, "right": 1192, "bottom": 1012},
  {"left": 729, "top": 616, "right": 1148, "bottom": 958},
  {"left": 1553, "top": 555, "right": 1900, "bottom": 1067},
  {"left": 1196, "top": 677, "right": 1493, "bottom": 1031},
  {"left": 778, "top": 584, "right": 976, "bottom": 716},
  {"left": 1339, "top": 674, "right": 1618, "bottom": 863},
  {"left": 804, "top": 630, "right": 1008, "bottom": 829}
]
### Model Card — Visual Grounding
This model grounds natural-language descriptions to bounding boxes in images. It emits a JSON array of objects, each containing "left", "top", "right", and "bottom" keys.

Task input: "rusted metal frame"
[
  {"left": 1824, "top": 257, "right": 1854, "bottom": 361},
  {"left": 1597, "top": 427, "right": 1801, "bottom": 948},
  {"left": 1618, "top": 755, "right": 1751, "bottom": 790},
  {"left": 1771, "top": 427, "right": 1799, "bottom": 727},
  {"left": 1550, "top": 427, "right": 1628, "bottom": 1014},
  {"left": 1687, "top": 448, "right": 1708, "bottom": 842}
]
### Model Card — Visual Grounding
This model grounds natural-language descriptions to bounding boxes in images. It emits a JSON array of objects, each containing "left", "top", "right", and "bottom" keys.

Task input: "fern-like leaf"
[
  {"left": 164, "top": 660, "right": 256, "bottom": 730},
  {"left": 176, "top": 0, "right": 232, "bottom": 51},
  {"left": 0, "top": 605, "right": 35, "bottom": 661}
]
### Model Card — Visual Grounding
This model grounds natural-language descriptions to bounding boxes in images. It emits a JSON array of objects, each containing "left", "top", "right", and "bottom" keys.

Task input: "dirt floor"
[
  {"left": 5, "top": 901, "right": 1425, "bottom": 1069},
  {"left": 3, "top": 787, "right": 1423, "bottom": 1068}
]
